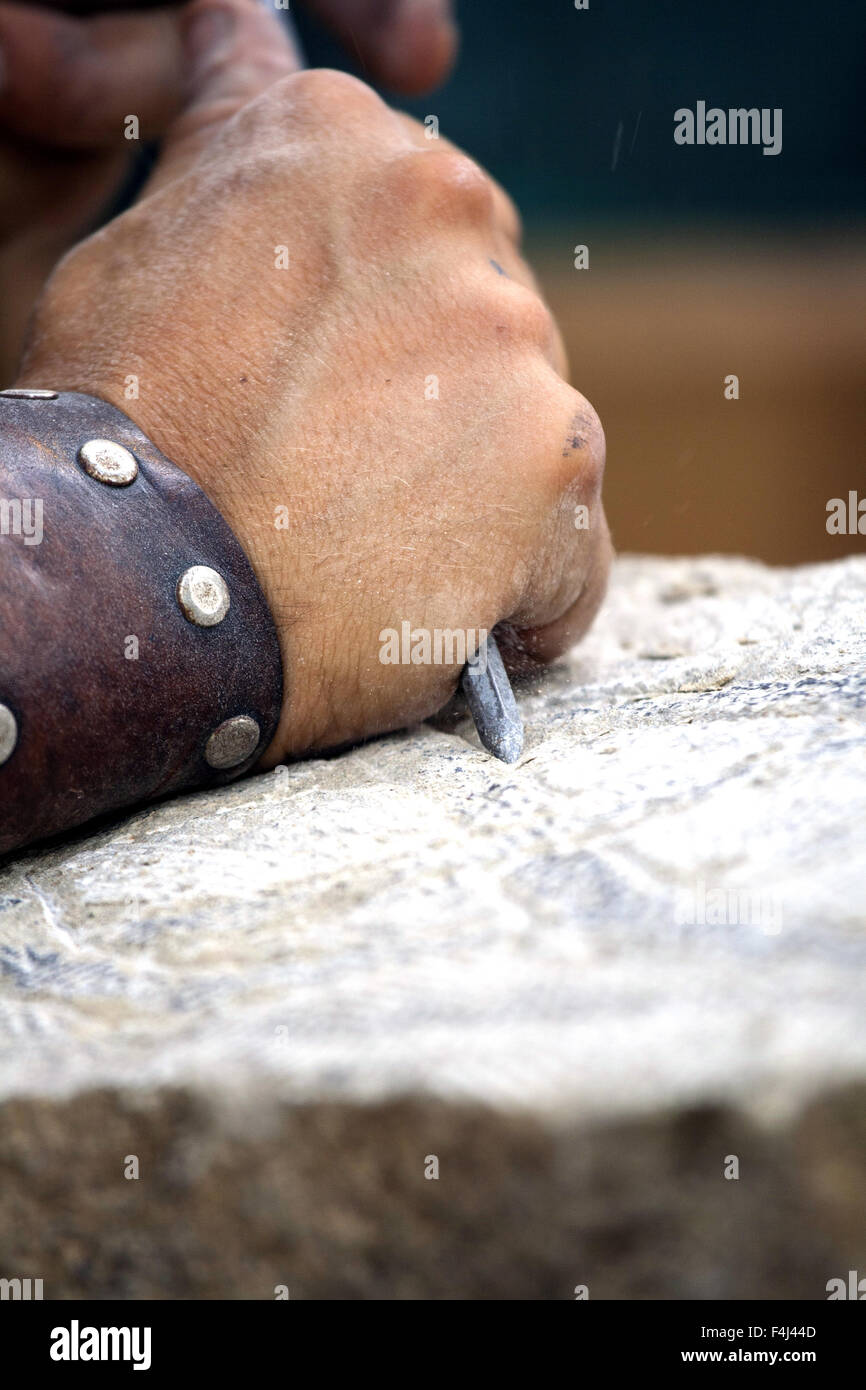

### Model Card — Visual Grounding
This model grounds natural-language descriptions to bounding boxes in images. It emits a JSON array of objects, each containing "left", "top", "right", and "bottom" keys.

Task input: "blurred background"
[{"left": 296, "top": 0, "right": 866, "bottom": 563}]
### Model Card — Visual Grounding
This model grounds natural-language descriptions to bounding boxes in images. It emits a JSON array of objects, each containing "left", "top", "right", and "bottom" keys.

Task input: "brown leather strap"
[{"left": 0, "top": 389, "right": 283, "bottom": 855}]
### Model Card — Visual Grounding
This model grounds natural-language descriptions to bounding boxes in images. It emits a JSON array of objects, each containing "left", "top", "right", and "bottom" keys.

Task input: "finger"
[
  {"left": 0, "top": 2, "right": 186, "bottom": 147},
  {"left": 505, "top": 384, "right": 612, "bottom": 666},
  {"left": 303, "top": 0, "right": 457, "bottom": 94},
  {"left": 508, "top": 516, "right": 613, "bottom": 667},
  {"left": 142, "top": 0, "right": 302, "bottom": 195},
  {"left": 387, "top": 117, "right": 562, "bottom": 371},
  {"left": 481, "top": 250, "right": 569, "bottom": 376}
]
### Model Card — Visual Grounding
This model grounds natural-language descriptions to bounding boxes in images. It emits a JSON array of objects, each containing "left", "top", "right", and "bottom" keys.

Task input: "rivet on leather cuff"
[{"left": 0, "top": 389, "right": 284, "bottom": 855}]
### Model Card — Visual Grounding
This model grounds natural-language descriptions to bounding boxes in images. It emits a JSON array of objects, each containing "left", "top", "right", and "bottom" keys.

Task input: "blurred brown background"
[{"left": 535, "top": 229, "right": 866, "bottom": 564}]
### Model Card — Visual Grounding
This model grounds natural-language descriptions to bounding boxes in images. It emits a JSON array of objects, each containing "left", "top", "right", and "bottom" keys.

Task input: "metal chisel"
[{"left": 460, "top": 630, "right": 523, "bottom": 763}]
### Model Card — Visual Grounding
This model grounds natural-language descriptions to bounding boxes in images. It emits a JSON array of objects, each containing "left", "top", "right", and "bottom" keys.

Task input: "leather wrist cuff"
[{"left": 0, "top": 389, "right": 283, "bottom": 855}]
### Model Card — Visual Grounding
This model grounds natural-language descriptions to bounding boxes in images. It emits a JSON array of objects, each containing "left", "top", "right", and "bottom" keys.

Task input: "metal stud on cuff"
[
  {"left": 0, "top": 704, "right": 18, "bottom": 766},
  {"left": 204, "top": 715, "right": 261, "bottom": 770},
  {"left": 177, "top": 566, "right": 231, "bottom": 627},
  {"left": 0, "top": 388, "right": 59, "bottom": 400},
  {"left": 78, "top": 438, "right": 139, "bottom": 486}
]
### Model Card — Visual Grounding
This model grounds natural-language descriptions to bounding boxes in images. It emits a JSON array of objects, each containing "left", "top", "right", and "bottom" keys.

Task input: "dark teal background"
[{"left": 294, "top": 0, "right": 865, "bottom": 227}]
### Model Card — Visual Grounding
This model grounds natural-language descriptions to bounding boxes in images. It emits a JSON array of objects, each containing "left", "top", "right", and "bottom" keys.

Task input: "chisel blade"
[{"left": 461, "top": 630, "right": 523, "bottom": 763}]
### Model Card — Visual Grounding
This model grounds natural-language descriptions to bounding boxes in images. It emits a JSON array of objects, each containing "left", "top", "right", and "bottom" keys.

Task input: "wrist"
[
  {"left": 13, "top": 367, "right": 294, "bottom": 761},
  {"left": 0, "top": 387, "right": 284, "bottom": 855}
]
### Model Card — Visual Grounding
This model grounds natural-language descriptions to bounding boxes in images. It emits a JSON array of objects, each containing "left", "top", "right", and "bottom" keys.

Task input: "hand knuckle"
[
  {"left": 554, "top": 389, "right": 606, "bottom": 496},
  {"left": 509, "top": 284, "right": 557, "bottom": 352},
  {"left": 389, "top": 147, "right": 495, "bottom": 222},
  {"left": 282, "top": 67, "right": 386, "bottom": 116},
  {"left": 491, "top": 185, "right": 522, "bottom": 243},
  {"left": 463, "top": 279, "right": 557, "bottom": 361}
]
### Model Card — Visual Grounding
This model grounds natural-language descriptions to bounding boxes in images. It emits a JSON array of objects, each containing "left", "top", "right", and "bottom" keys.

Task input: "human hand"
[
  {"left": 0, "top": 0, "right": 456, "bottom": 379},
  {"left": 15, "top": 0, "right": 610, "bottom": 762}
]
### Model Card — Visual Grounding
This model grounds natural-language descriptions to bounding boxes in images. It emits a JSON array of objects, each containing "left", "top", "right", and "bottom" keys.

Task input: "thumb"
[
  {"left": 304, "top": 0, "right": 457, "bottom": 94},
  {"left": 0, "top": 3, "right": 187, "bottom": 147},
  {"left": 143, "top": 0, "right": 303, "bottom": 195}
]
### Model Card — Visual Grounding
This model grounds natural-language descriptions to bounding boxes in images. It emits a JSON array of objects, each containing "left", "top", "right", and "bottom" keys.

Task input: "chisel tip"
[{"left": 460, "top": 630, "right": 524, "bottom": 763}]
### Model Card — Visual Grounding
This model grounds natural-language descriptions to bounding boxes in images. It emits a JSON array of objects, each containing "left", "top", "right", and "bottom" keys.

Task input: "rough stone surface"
[{"left": 2, "top": 555, "right": 865, "bottom": 1298}]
